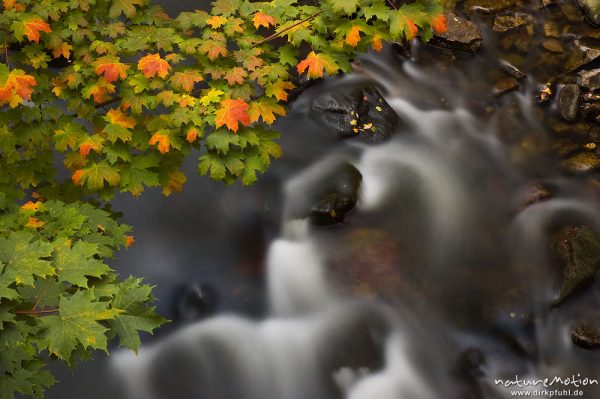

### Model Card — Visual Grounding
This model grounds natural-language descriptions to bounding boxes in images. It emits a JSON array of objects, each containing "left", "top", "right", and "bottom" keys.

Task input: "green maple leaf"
[
  {"left": 103, "top": 124, "right": 133, "bottom": 144},
  {"left": 120, "top": 155, "right": 161, "bottom": 196},
  {"left": 109, "top": 0, "right": 145, "bottom": 19},
  {"left": 53, "top": 241, "right": 111, "bottom": 288},
  {"left": 211, "top": 0, "right": 241, "bottom": 16},
  {"left": 327, "top": 0, "right": 359, "bottom": 15},
  {"left": 278, "top": 45, "right": 298, "bottom": 67},
  {"left": 198, "top": 152, "right": 227, "bottom": 180},
  {"left": 205, "top": 130, "right": 239, "bottom": 154},
  {"left": 0, "top": 232, "right": 54, "bottom": 287},
  {"left": 38, "top": 290, "right": 117, "bottom": 361},
  {"left": 17, "top": 278, "right": 62, "bottom": 308},
  {"left": 79, "top": 161, "right": 121, "bottom": 191},
  {"left": 362, "top": 2, "right": 391, "bottom": 22}
]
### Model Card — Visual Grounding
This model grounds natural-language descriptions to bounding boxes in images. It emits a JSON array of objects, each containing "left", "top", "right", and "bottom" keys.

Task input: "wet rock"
[
  {"left": 432, "top": 12, "right": 482, "bottom": 54},
  {"left": 499, "top": 60, "right": 526, "bottom": 79},
  {"left": 583, "top": 92, "right": 600, "bottom": 101},
  {"left": 542, "top": 39, "right": 565, "bottom": 53},
  {"left": 564, "top": 46, "right": 600, "bottom": 73},
  {"left": 557, "top": 84, "right": 581, "bottom": 121},
  {"left": 172, "top": 283, "right": 217, "bottom": 323},
  {"left": 516, "top": 183, "right": 552, "bottom": 211},
  {"left": 299, "top": 163, "right": 362, "bottom": 225},
  {"left": 572, "top": 320, "right": 600, "bottom": 349},
  {"left": 577, "top": 0, "right": 600, "bottom": 26},
  {"left": 561, "top": 151, "right": 600, "bottom": 173},
  {"left": 464, "top": 0, "right": 520, "bottom": 14},
  {"left": 561, "top": 2, "right": 586, "bottom": 21},
  {"left": 493, "top": 77, "right": 520, "bottom": 97},
  {"left": 543, "top": 21, "right": 560, "bottom": 38},
  {"left": 581, "top": 102, "right": 600, "bottom": 118},
  {"left": 312, "top": 87, "right": 399, "bottom": 142},
  {"left": 493, "top": 15, "right": 527, "bottom": 32},
  {"left": 551, "top": 225, "right": 600, "bottom": 304},
  {"left": 577, "top": 69, "right": 600, "bottom": 91}
]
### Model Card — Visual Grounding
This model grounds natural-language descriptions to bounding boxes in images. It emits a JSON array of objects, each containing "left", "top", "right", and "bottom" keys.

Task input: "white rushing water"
[{"left": 110, "top": 52, "right": 600, "bottom": 399}]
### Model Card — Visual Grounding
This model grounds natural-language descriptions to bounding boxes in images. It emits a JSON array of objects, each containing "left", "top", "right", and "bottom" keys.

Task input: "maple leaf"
[
  {"left": 109, "top": 0, "right": 145, "bottom": 18},
  {"left": 297, "top": 52, "right": 339, "bottom": 79},
  {"left": 149, "top": 131, "right": 171, "bottom": 154},
  {"left": 248, "top": 98, "right": 286, "bottom": 124},
  {"left": 52, "top": 42, "right": 72, "bottom": 59},
  {"left": 71, "top": 169, "right": 85, "bottom": 185},
  {"left": 198, "top": 39, "right": 228, "bottom": 61},
  {"left": 0, "top": 66, "right": 37, "bottom": 108},
  {"left": 12, "top": 17, "right": 52, "bottom": 43},
  {"left": 186, "top": 128, "right": 199, "bottom": 143},
  {"left": 137, "top": 53, "right": 171, "bottom": 79},
  {"left": 106, "top": 108, "right": 136, "bottom": 129},
  {"left": 170, "top": 70, "right": 203, "bottom": 92},
  {"left": 79, "top": 136, "right": 104, "bottom": 157},
  {"left": 0, "top": 232, "right": 54, "bottom": 286},
  {"left": 77, "top": 161, "right": 121, "bottom": 190},
  {"left": 162, "top": 170, "right": 187, "bottom": 196},
  {"left": 406, "top": 19, "right": 418, "bottom": 40},
  {"left": 21, "top": 201, "right": 42, "bottom": 211},
  {"left": 25, "top": 217, "right": 45, "bottom": 228},
  {"left": 83, "top": 80, "right": 116, "bottom": 104},
  {"left": 328, "top": 0, "right": 358, "bottom": 15},
  {"left": 215, "top": 98, "right": 250, "bottom": 133},
  {"left": 53, "top": 241, "right": 111, "bottom": 287},
  {"left": 125, "top": 235, "right": 135, "bottom": 247},
  {"left": 372, "top": 35, "right": 383, "bottom": 52},
  {"left": 346, "top": 26, "right": 364, "bottom": 47},
  {"left": 200, "top": 88, "right": 224, "bottom": 106},
  {"left": 253, "top": 12, "right": 276, "bottom": 29},
  {"left": 265, "top": 79, "right": 295, "bottom": 102},
  {"left": 225, "top": 67, "right": 247, "bottom": 86},
  {"left": 207, "top": 15, "right": 228, "bottom": 29},
  {"left": 95, "top": 58, "right": 129, "bottom": 83},
  {"left": 431, "top": 13, "right": 447, "bottom": 33},
  {"left": 120, "top": 155, "right": 160, "bottom": 195}
]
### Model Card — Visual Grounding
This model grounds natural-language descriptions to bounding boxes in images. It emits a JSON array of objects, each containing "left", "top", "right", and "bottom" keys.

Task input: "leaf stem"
[
  {"left": 16, "top": 307, "right": 59, "bottom": 315},
  {"left": 253, "top": 10, "right": 323, "bottom": 48}
]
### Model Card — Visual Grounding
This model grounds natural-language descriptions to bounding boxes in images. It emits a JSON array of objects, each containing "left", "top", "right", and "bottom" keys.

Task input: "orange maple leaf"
[
  {"left": 149, "top": 131, "right": 171, "bottom": 154},
  {"left": 431, "top": 14, "right": 447, "bottom": 34},
  {"left": 79, "top": 137, "right": 103, "bottom": 157},
  {"left": 224, "top": 67, "right": 247, "bottom": 86},
  {"left": 87, "top": 80, "right": 115, "bottom": 103},
  {"left": 170, "top": 70, "right": 203, "bottom": 92},
  {"left": 106, "top": 108, "right": 136, "bottom": 128},
  {"left": 266, "top": 79, "right": 296, "bottom": 102},
  {"left": 346, "top": 26, "right": 364, "bottom": 47},
  {"left": 253, "top": 12, "right": 276, "bottom": 29},
  {"left": 21, "top": 201, "right": 41, "bottom": 211},
  {"left": 186, "top": 128, "right": 198, "bottom": 143},
  {"left": 96, "top": 59, "right": 129, "bottom": 83},
  {"left": 0, "top": 69, "right": 37, "bottom": 107},
  {"left": 248, "top": 99, "right": 286, "bottom": 124},
  {"left": 297, "top": 52, "right": 339, "bottom": 79},
  {"left": 125, "top": 235, "right": 135, "bottom": 248},
  {"left": 25, "top": 217, "right": 45, "bottom": 228},
  {"left": 22, "top": 18, "right": 52, "bottom": 43},
  {"left": 71, "top": 169, "right": 85, "bottom": 185},
  {"left": 52, "top": 42, "right": 72, "bottom": 59},
  {"left": 215, "top": 98, "right": 251, "bottom": 133},
  {"left": 372, "top": 35, "right": 383, "bottom": 52},
  {"left": 138, "top": 53, "right": 171, "bottom": 79},
  {"left": 406, "top": 19, "right": 418, "bottom": 41}
]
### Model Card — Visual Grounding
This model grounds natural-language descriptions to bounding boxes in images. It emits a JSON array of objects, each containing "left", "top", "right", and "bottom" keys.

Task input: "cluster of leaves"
[
  {"left": 0, "top": 0, "right": 446, "bottom": 397},
  {"left": 0, "top": 199, "right": 165, "bottom": 398}
]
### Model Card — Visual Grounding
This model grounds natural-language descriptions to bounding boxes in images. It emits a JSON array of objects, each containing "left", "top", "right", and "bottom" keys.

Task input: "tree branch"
[{"left": 253, "top": 10, "right": 323, "bottom": 48}]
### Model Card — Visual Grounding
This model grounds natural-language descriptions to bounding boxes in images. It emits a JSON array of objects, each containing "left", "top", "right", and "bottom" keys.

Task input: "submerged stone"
[
  {"left": 557, "top": 84, "right": 581, "bottom": 121},
  {"left": 577, "top": 0, "right": 600, "bottom": 26},
  {"left": 432, "top": 12, "right": 482, "bottom": 54},
  {"left": 561, "top": 152, "right": 600, "bottom": 173},
  {"left": 493, "top": 77, "right": 520, "bottom": 97},
  {"left": 493, "top": 15, "right": 528, "bottom": 32},
  {"left": 572, "top": 320, "right": 600, "bottom": 349},
  {"left": 464, "top": 0, "right": 520, "bottom": 14},
  {"left": 551, "top": 225, "right": 600, "bottom": 304},
  {"left": 564, "top": 46, "right": 600, "bottom": 73},
  {"left": 577, "top": 68, "right": 600, "bottom": 91}
]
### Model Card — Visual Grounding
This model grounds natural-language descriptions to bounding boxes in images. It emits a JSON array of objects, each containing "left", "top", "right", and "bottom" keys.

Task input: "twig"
[
  {"left": 4, "top": 39, "right": 9, "bottom": 69},
  {"left": 386, "top": 0, "right": 399, "bottom": 10},
  {"left": 15, "top": 307, "right": 59, "bottom": 315},
  {"left": 253, "top": 10, "right": 323, "bottom": 48}
]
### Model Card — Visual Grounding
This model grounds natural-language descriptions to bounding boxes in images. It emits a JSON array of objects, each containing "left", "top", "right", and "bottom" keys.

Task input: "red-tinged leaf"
[
  {"left": 170, "top": 70, "right": 203, "bottom": 92},
  {"left": 224, "top": 67, "right": 247, "bottom": 86},
  {"left": 346, "top": 26, "right": 364, "bottom": 47},
  {"left": 431, "top": 13, "right": 447, "bottom": 33},
  {"left": 186, "top": 128, "right": 198, "bottom": 143},
  {"left": 162, "top": 170, "right": 187, "bottom": 196},
  {"left": 199, "top": 40, "right": 228, "bottom": 61},
  {"left": 215, "top": 98, "right": 250, "bottom": 133},
  {"left": 372, "top": 35, "right": 383, "bottom": 52},
  {"left": 248, "top": 98, "right": 286, "bottom": 124},
  {"left": 252, "top": 12, "right": 276, "bottom": 29},
  {"left": 79, "top": 136, "right": 104, "bottom": 157},
  {"left": 21, "top": 201, "right": 41, "bottom": 211},
  {"left": 296, "top": 51, "right": 339, "bottom": 79},
  {"left": 96, "top": 59, "right": 129, "bottom": 83},
  {"left": 125, "top": 235, "right": 135, "bottom": 248},
  {"left": 71, "top": 169, "right": 85, "bottom": 185},
  {"left": 265, "top": 79, "right": 295, "bottom": 102},
  {"left": 0, "top": 68, "right": 37, "bottom": 107},
  {"left": 84, "top": 80, "right": 115, "bottom": 104},
  {"left": 207, "top": 15, "right": 227, "bottom": 28},
  {"left": 149, "top": 131, "right": 171, "bottom": 154},
  {"left": 16, "top": 18, "right": 52, "bottom": 43},
  {"left": 137, "top": 53, "right": 171, "bottom": 79},
  {"left": 106, "top": 108, "right": 136, "bottom": 129},
  {"left": 406, "top": 19, "right": 418, "bottom": 40},
  {"left": 25, "top": 217, "right": 45, "bottom": 228}
]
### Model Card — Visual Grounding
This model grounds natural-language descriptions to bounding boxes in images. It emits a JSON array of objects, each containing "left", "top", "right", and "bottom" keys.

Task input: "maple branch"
[
  {"left": 4, "top": 39, "right": 9, "bottom": 69},
  {"left": 15, "top": 307, "right": 59, "bottom": 315},
  {"left": 253, "top": 10, "right": 323, "bottom": 48},
  {"left": 95, "top": 97, "right": 121, "bottom": 109},
  {"left": 386, "top": 0, "right": 399, "bottom": 10}
]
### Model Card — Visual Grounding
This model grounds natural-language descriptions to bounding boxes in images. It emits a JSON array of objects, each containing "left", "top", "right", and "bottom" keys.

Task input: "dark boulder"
[
  {"left": 577, "top": 68, "right": 600, "bottom": 91},
  {"left": 577, "top": 0, "right": 600, "bottom": 26},
  {"left": 431, "top": 12, "right": 483, "bottom": 54},
  {"left": 557, "top": 84, "right": 581, "bottom": 121},
  {"left": 312, "top": 87, "right": 400, "bottom": 142},
  {"left": 572, "top": 320, "right": 600, "bottom": 349}
]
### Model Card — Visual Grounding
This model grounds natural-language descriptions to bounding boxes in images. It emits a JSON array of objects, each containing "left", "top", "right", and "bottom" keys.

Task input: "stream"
[{"left": 47, "top": 1, "right": 600, "bottom": 398}]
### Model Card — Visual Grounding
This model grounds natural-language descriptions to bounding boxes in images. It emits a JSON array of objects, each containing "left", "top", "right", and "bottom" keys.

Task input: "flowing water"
[{"left": 101, "top": 43, "right": 600, "bottom": 399}]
